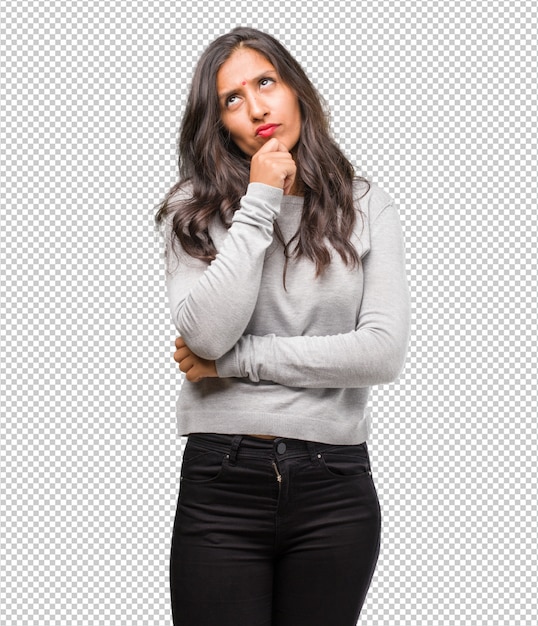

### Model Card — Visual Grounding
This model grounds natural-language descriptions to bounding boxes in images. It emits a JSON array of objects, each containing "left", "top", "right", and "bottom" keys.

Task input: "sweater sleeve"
[
  {"left": 165, "top": 183, "right": 283, "bottom": 360},
  {"left": 215, "top": 202, "right": 411, "bottom": 387}
]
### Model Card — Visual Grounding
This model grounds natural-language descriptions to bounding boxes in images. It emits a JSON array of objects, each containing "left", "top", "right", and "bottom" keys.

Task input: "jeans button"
[{"left": 277, "top": 442, "right": 287, "bottom": 454}]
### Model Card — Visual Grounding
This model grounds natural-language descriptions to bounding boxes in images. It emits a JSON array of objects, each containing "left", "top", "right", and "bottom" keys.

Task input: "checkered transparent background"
[{"left": 1, "top": 0, "right": 537, "bottom": 624}]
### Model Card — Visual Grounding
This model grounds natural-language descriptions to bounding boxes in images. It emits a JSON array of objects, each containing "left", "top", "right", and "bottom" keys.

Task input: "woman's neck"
[{"left": 288, "top": 178, "right": 305, "bottom": 197}]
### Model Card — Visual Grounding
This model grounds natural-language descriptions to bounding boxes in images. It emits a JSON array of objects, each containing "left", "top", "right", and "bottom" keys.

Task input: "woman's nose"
[{"left": 246, "top": 94, "right": 268, "bottom": 121}]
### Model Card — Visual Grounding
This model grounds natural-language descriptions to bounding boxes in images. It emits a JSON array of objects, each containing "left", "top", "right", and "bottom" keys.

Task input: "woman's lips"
[{"left": 256, "top": 124, "right": 280, "bottom": 138}]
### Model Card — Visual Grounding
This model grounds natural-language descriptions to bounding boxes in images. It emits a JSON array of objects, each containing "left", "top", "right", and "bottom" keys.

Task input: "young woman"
[{"left": 156, "top": 27, "right": 410, "bottom": 626}]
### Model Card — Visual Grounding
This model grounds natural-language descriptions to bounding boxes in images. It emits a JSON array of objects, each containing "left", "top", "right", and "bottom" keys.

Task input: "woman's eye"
[
  {"left": 226, "top": 95, "right": 238, "bottom": 107},
  {"left": 260, "top": 77, "right": 275, "bottom": 87}
]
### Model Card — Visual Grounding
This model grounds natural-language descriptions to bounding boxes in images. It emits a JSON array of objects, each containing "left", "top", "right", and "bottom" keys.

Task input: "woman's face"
[{"left": 216, "top": 47, "right": 302, "bottom": 157}]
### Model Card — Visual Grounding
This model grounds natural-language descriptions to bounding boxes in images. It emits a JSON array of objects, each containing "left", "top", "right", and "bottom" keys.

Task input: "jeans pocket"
[
  {"left": 318, "top": 443, "right": 372, "bottom": 479},
  {"left": 180, "top": 442, "right": 227, "bottom": 484}
]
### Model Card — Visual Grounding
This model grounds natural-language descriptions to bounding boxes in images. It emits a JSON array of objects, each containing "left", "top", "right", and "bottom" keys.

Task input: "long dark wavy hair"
[{"left": 155, "top": 27, "right": 370, "bottom": 276}]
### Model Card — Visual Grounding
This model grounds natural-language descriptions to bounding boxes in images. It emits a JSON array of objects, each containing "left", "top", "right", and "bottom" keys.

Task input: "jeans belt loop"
[
  {"left": 228, "top": 435, "right": 243, "bottom": 466},
  {"left": 307, "top": 441, "right": 318, "bottom": 463}
]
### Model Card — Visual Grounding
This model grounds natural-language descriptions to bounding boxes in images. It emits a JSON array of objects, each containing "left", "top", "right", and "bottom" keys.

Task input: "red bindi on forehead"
[{"left": 241, "top": 81, "right": 246, "bottom": 85}]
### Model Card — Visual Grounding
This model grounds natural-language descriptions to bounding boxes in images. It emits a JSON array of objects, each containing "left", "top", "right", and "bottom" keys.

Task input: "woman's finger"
[
  {"left": 174, "top": 346, "right": 191, "bottom": 363},
  {"left": 185, "top": 370, "right": 203, "bottom": 383},
  {"left": 178, "top": 356, "right": 195, "bottom": 374},
  {"left": 175, "top": 336, "right": 186, "bottom": 349}
]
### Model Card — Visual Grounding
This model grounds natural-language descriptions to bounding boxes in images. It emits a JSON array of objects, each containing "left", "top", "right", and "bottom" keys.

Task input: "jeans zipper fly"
[{"left": 272, "top": 461, "right": 282, "bottom": 488}]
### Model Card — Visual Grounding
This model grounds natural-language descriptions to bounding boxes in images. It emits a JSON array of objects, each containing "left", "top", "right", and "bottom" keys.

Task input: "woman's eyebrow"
[{"left": 218, "top": 70, "right": 277, "bottom": 102}]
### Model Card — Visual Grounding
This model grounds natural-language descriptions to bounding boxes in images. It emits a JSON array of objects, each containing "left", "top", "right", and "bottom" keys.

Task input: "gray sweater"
[{"left": 163, "top": 181, "right": 410, "bottom": 444}]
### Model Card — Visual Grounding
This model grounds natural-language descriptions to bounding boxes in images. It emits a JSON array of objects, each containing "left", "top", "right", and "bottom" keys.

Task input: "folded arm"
[
  {"left": 215, "top": 202, "right": 411, "bottom": 388},
  {"left": 165, "top": 183, "right": 283, "bottom": 360}
]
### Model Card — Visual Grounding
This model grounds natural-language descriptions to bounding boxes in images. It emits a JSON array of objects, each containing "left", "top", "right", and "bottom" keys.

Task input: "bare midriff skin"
[{"left": 249, "top": 434, "right": 278, "bottom": 439}]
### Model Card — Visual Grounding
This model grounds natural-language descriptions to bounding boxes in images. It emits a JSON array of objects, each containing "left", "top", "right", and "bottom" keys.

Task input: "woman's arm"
[
  {"left": 166, "top": 139, "right": 296, "bottom": 361},
  {"left": 174, "top": 336, "right": 218, "bottom": 382},
  {"left": 166, "top": 183, "right": 283, "bottom": 360},
  {"left": 214, "top": 202, "right": 411, "bottom": 388}
]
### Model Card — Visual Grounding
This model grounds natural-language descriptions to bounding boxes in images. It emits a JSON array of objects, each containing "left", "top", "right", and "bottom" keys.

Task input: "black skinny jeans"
[{"left": 170, "top": 433, "right": 381, "bottom": 626}]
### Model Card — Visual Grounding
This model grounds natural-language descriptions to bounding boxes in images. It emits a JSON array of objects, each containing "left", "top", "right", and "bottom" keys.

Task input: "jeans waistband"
[{"left": 187, "top": 432, "right": 366, "bottom": 464}]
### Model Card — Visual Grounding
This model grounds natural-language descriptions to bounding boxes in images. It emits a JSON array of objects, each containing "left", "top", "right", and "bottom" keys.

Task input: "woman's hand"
[
  {"left": 174, "top": 337, "right": 218, "bottom": 382},
  {"left": 249, "top": 138, "right": 297, "bottom": 195}
]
